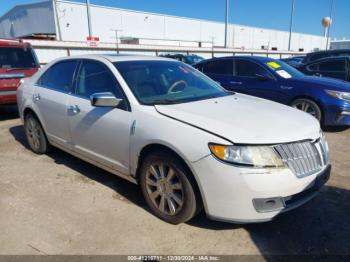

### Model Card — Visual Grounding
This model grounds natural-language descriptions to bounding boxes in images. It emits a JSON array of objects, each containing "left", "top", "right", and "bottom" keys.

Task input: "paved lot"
[{"left": 0, "top": 105, "right": 349, "bottom": 256}]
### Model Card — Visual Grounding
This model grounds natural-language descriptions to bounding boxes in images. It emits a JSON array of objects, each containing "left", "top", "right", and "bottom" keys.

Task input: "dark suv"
[
  {"left": 299, "top": 56, "right": 350, "bottom": 82},
  {"left": 0, "top": 39, "right": 39, "bottom": 105},
  {"left": 303, "top": 49, "right": 350, "bottom": 64}
]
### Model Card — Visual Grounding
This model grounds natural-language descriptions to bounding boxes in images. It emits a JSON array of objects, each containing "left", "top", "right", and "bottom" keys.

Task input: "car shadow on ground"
[
  {"left": 0, "top": 105, "right": 19, "bottom": 121},
  {"left": 9, "top": 124, "right": 350, "bottom": 255}
]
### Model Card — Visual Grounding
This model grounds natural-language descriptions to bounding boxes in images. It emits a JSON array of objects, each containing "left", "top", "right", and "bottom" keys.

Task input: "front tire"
[
  {"left": 24, "top": 113, "right": 51, "bottom": 154},
  {"left": 140, "top": 151, "right": 199, "bottom": 224},
  {"left": 290, "top": 98, "right": 322, "bottom": 122}
]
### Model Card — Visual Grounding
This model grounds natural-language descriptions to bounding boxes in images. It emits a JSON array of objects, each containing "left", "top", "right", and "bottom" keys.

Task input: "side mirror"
[
  {"left": 255, "top": 73, "right": 273, "bottom": 81},
  {"left": 90, "top": 92, "right": 122, "bottom": 107}
]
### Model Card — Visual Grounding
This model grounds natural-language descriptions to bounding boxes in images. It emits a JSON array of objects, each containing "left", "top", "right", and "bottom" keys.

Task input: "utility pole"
[
  {"left": 224, "top": 0, "right": 229, "bottom": 48},
  {"left": 53, "top": 0, "right": 62, "bottom": 40},
  {"left": 288, "top": 0, "right": 295, "bottom": 51},
  {"left": 86, "top": 0, "right": 93, "bottom": 37},
  {"left": 211, "top": 36, "right": 215, "bottom": 58},
  {"left": 111, "top": 29, "right": 122, "bottom": 53},
  {"left": 326, "top": 0, "right": 334, "bottom": 50}
]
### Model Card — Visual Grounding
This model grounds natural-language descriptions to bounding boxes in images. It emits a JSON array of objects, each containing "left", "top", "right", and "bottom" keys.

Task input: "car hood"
[
  {"left": 292, "top": 76, "right": 350, "bottom": 92},
  {"left": 155, "top": 94, "right": 320, "bottom": 144}
]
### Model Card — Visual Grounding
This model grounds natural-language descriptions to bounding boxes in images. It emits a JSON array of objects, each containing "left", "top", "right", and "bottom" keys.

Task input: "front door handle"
[
  {"left": 67, "top": 105, "right": 80, "bottom": 115},
  {"left": 230, "top": 81, "right": 242, "bottom": 85}
]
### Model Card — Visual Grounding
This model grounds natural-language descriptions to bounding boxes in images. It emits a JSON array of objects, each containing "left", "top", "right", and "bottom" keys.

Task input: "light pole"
[
  {"left": 326, "top": 0, "right": 334, "bottom": 50},
  {"left": 86, "top": 0, "right": 93, "bottom": 37},
  {"left": 224, "top": 0, "right": 229, "bottom": 48},
  {"left": 111, "top": 29, "right": 122, "bottom": 53},
  {"left": 288, "top": 0, "right": 295, "bottom": 51},
  {"left": 211, "top": 36, "right": 215, "bottom": 58}
]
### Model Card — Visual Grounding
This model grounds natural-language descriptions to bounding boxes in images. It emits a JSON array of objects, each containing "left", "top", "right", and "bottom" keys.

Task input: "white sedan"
[{"left": 17, "top": 55, "right": 331, "bottom": 224}]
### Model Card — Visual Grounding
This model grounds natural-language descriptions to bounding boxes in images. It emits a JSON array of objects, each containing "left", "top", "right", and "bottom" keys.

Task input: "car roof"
[
  {"left": 198, "top": 55, "right": 275, "bottom": 64},
  {"left": 0, "top": 39, "right": 31, "bottom": 48},
  {"left": 54, "top": 54, "right": 177, "bottom": 63},
  {"left": 307, "top": 49, "right": 350, "bottom": 56},
  {"left": 306, "top": 55, "right": 350, "bottom": 64}
]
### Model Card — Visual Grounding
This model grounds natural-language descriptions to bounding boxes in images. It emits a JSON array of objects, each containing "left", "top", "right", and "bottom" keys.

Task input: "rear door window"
[
  {"left": 318, "top": 60, "right": 346, "bottom": 72},
  {"left": 235, "top": 59, "right": 268, "bottom": 77},
  {"left": 37, "top": 60, "right": 78, "bottom": 92},
  {"left": 0, "top": 47, "right": 38, "bottom": 69},
  {"left": 203, "top": 59, "right": 233, "bottom": 75}
]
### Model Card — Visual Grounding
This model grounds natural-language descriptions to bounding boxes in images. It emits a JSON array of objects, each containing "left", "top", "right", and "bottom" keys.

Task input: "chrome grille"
[{"left": 274, "top": 141, "right": 323, "bottom": 178}]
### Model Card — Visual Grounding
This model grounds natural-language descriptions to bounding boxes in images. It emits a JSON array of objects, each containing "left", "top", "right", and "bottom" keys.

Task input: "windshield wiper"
[{"left": 143, "top": 99, "right": 183, "bottom": 105}]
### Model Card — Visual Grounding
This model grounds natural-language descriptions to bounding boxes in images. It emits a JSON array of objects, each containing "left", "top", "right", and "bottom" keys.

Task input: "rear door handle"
[
  {"left": 230, "top": 81, "right": 242, "bottom": 85},
  {"left": 67, "top": 105, "right": 80, "bottom": 115},
  {"left": 32, "top": 93, "right": 40, "bottom": 102}
]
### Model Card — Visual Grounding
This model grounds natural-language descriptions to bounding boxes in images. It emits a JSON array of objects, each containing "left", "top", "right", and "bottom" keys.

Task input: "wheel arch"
[
  {"left": 288, "top": 95, "right": 325, "bottom": 114},
  {"left": 23, "top": 107, "right": 48, "bottom": 133},
  {"left": 135, "top": 143, "right": 205, "bottom": 210},
  {"left": 288, "top": 95, "right": 323, "bottom": 108}
]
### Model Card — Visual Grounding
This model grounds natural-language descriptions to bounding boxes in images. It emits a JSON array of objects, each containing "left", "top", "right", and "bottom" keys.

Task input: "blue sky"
[{"left": 1, "top": 0, "right": 349, "bottom": 39}]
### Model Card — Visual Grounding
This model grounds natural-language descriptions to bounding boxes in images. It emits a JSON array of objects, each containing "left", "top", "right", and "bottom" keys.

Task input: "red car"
[{"left": 0, "top": 39, "right": 39, "bottom": 105}]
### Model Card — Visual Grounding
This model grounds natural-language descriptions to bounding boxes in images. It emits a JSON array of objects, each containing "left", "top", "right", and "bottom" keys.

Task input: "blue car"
[{"left": 194, "top": 56, "right": 350, "bottom": 126}]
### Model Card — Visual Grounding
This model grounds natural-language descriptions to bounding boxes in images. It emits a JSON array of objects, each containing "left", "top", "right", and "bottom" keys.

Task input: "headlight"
[
  {"left": 325, "top": 90, "right": 350, "bottom": 101},
  {"left": 209, "top": 144, "right": 285, "bottom": 168},
  {"left": 319, "top": 130, "right": 330, "bottom": 164}
]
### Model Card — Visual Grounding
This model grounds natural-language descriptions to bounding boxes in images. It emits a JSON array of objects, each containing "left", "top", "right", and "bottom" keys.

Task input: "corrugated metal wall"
[
  {"left": 0, "top": 0, "right": 327, "bottom": 52},
  {"left": 0, "top": 1, "right": 55, "bottom": 38},
  {"left": 55, "top": 0, "right": 326, "bottom": 51}
]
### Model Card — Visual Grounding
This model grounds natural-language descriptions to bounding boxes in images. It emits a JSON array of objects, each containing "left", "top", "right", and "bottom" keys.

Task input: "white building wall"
[
  {"left": 233, "top": 25, "right": 254, "bottom": 49},
  {"left": 0, "top": 0, "right": 327, "bottom": 52},
  {"left": 55, "top": 1, "right": 89, "bottom": 41}
]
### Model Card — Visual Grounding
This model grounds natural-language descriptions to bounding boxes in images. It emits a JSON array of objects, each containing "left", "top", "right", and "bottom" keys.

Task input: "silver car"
[{"left": 17, "top": 55, "right": 330, "bottom": 224}]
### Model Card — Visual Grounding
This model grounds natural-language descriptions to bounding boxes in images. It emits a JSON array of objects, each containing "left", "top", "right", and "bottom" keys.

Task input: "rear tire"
[
  {"left": 140, "top": 151, "right": 199, "bottom": 224},
  {"left": 24, "top": 113, "right": 51, "bottom": 154},
  {"left": 290, "top": 98, "right": 322, "bottom": 122}
]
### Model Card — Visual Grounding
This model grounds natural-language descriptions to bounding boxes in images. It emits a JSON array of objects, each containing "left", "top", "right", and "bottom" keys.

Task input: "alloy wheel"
[
  {"left": 145, "top": 162, "right": 184, "bottom": 216},
  {"left": 26, "top": 117, "right": 42, "bottom": 150},
  {"left": 292, "top": 101, "right": 321, "bottom": 120}
]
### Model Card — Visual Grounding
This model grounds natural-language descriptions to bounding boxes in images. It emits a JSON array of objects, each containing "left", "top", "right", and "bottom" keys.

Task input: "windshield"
[
  {"left": 114, "top": 60, "right": 230, "bottom": 105},
  {"left": 0, "top": 47, "right": 38, "bottom": 69},
  {"left": 265, "top": 60, "right": 304, "bottom": 79}
]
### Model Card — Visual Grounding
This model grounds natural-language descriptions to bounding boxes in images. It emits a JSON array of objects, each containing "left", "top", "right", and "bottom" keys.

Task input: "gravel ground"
[{"left": 0, "top": 105, "right": 349, "bottom": 256}]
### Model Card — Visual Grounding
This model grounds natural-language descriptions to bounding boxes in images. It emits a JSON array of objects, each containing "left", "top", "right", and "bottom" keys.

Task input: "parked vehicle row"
[
  {"left": 194, "top": 56, "right": 350, "bottom": 126},
  {"left": 17, "top": 54, "right": 331, "bottom": 224},
  {"left": 0, "top": 39, "right": 39, "bottom": 105},
  {"left": 280, "top": 56, "right": 305, "bottom": 68},
  {"left": 160, "top": 54, "right": 204, "bottom": 65}
]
